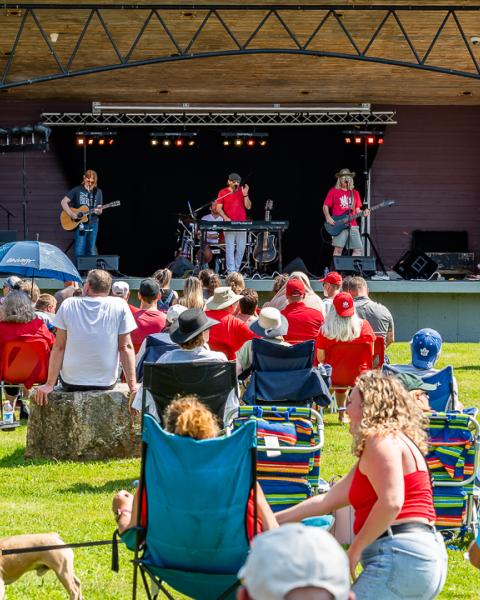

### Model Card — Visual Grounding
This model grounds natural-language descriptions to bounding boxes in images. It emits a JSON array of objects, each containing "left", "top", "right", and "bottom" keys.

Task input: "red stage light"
[
  {"left": 175, "top": 138, "right": 184, "bottom": 147},
  {"left": 108, "top": 138, "right": 115, "bottom": 145},
  {"left": 246, "top": 139, "right": 255, "bottom": 147},
  {"left": 354, "top": 136, "right": 362, "bottom": 144},
  {"left": 366, "top": 136, "right": 375, "bottom": 145},
  {"left": 377, "top": 137, "right": 384, "bottom": 145}
]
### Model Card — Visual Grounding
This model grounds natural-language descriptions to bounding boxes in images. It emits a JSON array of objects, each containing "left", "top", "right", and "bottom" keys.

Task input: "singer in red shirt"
[{"left": 215, "top": 172, "right": 252, "bottom": 274}]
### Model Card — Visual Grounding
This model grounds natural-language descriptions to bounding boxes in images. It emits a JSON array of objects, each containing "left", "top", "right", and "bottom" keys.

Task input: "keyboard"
[{"left": 197, "top": 220, "right": 289, "bottom": 232}]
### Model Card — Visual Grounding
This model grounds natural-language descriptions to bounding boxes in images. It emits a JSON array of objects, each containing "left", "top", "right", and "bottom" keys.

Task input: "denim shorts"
[{"left": 352, "top": 529, "right": 448, "bottom": 600}]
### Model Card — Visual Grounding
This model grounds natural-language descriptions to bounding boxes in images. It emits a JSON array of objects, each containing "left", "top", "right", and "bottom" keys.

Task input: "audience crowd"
[{"left": 2, "top": 263, "right": 471, "bottom": 600}]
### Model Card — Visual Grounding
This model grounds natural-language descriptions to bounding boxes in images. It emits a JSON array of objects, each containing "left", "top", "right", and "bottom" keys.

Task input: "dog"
[{"left": 0, "top": 533, "right": 82, "bottom": 599}]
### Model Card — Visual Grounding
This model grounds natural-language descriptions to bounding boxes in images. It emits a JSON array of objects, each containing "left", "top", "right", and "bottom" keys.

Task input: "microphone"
[{"left": 233, "top": 183, "right": 239, "bottom": 191}]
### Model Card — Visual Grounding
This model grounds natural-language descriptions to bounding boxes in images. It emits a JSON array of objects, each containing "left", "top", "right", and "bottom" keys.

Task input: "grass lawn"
[{"left": 1, "top": 343, "right": 480, "bottom": 599}]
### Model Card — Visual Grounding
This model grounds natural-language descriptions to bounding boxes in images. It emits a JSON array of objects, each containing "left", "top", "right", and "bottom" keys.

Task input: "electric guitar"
[
  {"left": 253, "top": 200, "right": 277, "bottom": 264},
  {"left": 60, "top": 201, "right": 121, "bottom": 231},
  {"left": 323, "top": 200, "right": 395, "bottom": 237}
]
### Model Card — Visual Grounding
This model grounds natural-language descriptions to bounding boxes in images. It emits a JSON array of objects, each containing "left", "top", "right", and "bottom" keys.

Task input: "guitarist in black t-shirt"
[{"left": 61, "top": 169, "right": 103, "bottom": 258}]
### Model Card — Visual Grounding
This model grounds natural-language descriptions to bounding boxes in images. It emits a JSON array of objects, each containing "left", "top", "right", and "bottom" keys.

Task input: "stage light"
[
  {"left": 76, "top": 137, "right": 85, "bottom": 146},
  {"left": 344, "top": 136, "right": 352, "bottom": 144},
  {"left": 98, "top": 138, "right": 105, "bottom": 146},
  {"left": 87, "top": 138, "right": 94, "bottom": 145},
  {"left": 378, "top": 137, "right": 384, "bottom": 145},
  {"left": 234, "top": 138, "right": 243, "bottom": 147},
  {"left": 188, "top": 139, "right": 195, "bottom": 147},
  {"left": 108, "top": 137, "right": 115, "bottom": 145},
  {"left": 175, "top": 138, "right": 184, "bottom": 147},
  {"left": 246, "top": 138, "right": 256, "bottom": 147},
  {"left": 162, "top": 139, "right": 171, "bottom": 146},
  {"left": 150, "top": 138, "right": 159, "bottom": 146},
  {"left": 354, "top": 136, "right": 362, "bottom": 144},
  {"left": 366, "top": 136, "right": 375, "bottom": 145},
  {"left": 223, "top": 139, "right": 231, "bottom": 146},
  {"left": 259, "top": 139, "right": 268, "bottom": 147}
]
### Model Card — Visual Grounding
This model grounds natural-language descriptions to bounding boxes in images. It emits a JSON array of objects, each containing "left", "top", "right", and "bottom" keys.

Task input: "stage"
[{"left": 7, "top": 276, "right": 479, "bottom": 343}]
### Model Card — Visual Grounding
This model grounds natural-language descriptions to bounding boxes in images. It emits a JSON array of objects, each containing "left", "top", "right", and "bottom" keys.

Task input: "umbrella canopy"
[{"left": 0, "top": 241, "right": 82, "bottom": 283}]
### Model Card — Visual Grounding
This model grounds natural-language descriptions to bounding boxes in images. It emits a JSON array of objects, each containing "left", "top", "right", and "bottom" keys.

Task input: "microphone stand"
[{"left": 0, "top": 204, "right": 15, "bottom": 230}]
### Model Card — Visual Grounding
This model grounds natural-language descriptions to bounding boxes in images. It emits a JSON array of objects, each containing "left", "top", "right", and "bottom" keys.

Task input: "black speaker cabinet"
[
  {"left": 0, "top": 230, "right": 17, "bottom": 245},
  {"left": 393, "top": 250, "right": 438, "bottom": 280},
  {"left": 333, "top": 256, "right": 377, "bottom": 277},
  {"left": 76, "top": 255, "right": 119, "bottom": 271}
]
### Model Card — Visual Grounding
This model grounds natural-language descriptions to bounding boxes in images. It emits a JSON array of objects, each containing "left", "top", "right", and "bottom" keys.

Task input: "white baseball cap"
[
  {"left": 238, "top": 524, "right": 350, "bottom": 600},
  {"left": 112, "top": 281, "right": 130, "bottom": 297},
  {"left": 166, "top": 303, "right": 187, "bottom": 323}
]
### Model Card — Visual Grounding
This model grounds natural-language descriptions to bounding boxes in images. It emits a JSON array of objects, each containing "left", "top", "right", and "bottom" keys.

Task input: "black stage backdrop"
[{"left": 54, "top": 127, "right": 380, "bottom": 277}]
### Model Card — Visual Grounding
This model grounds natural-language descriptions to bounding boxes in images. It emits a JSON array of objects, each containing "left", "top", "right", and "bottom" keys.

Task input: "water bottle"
[{"left": 3, "top": 401, "right": 14, "bottom": 425}]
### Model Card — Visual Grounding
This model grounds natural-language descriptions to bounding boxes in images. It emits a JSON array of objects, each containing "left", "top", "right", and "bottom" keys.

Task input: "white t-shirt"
[{"left": 54, "top": 296, "right": 137, "bottom": 386}]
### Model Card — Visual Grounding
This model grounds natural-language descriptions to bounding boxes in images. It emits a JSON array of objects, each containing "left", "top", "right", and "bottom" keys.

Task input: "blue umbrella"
[{"left": 0, "top": 241, "right": 82, "bottom": 283}]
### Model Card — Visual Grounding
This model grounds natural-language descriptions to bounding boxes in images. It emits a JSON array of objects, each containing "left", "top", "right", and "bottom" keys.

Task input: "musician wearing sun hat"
[
  {"left": 205, "top": 286, "right": 253, "bottom": 359},
  {"left": 323, "top": 168, "right": 369, "bottom": 257}
]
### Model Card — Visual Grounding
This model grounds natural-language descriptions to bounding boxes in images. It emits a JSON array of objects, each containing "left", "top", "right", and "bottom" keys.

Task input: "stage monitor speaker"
[
  {"left": 76, "top": 255, "right": 119, "bottom": 271},
  {"left": 283, "top": 257, "right": 310, "bottom": 275},
  {"left": 333, "top": 256, "right": 377, "bottom": 277},
  {"left": 392, "top": 249, "right": 438, "bottom": 280},
  {"left": 0, "top": 230, "right": 17, "bottom": 245},
  {"left": 168, "top": 257, "right": 195, "bottom": 278}
]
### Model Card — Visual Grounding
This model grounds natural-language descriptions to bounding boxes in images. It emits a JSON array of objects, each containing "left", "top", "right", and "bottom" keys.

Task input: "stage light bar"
[
  {"left": 221, "top": 132, "right": 269, "bottom": 148},
  {"left": 343, "top": 130, "right": 385, "bottom": 146},
  {"left": 149, "top": 132, "right": 197, "bottom": 148},
  {"left": 75, "top": 131, "right": 117, "bottom": 147}
]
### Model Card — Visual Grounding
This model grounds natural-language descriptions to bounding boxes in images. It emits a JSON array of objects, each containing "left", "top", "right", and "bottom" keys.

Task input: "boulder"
[{"left": 25, "top": 384, "right": 141, "bottom": 461}]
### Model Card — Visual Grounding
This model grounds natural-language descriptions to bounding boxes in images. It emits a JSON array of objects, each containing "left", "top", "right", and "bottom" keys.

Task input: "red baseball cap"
[
  {"left": 320, "top": 271, "right": 343, "bottom": 286},
  {"left": 333, "top": 292, "right": 355, "bottom": 317},
  {"left": 286, "top": 279, "right": 306, "bottom": 297}
]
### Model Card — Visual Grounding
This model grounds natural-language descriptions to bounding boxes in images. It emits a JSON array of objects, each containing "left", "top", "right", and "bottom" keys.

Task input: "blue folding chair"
[
  {"left": 124, "top": 414, "right": 258, "bottom": 600},
  {"left": 243, "top": 339, "right": 331, "bottom": 408},
  {"left": 135, "top": 335, "right": 178, "bottom": 382}
]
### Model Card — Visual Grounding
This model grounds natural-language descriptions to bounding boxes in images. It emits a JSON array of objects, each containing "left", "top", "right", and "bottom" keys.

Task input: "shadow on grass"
[
  {"left": 62, "top": 479, "right": 137, "bottom": 494},
  {"left": 0, "top": 447, "right": 52, "bottom": 468},
  {"left": 455, "top": 366, "right": 480, "bottom": 372}
]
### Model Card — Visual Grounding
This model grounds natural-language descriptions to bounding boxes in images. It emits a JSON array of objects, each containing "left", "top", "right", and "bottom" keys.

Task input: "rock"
[{"left": 25, "top": 384, "right": 141, "bottom": 461}]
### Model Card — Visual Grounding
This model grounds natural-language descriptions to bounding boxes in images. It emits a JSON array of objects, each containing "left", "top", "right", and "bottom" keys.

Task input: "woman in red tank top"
[{"left": 277, "top": 371, "right": 447, "bottom": 600}]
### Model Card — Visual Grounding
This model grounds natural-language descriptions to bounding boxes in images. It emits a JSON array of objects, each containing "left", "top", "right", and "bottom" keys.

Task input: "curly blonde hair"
[
  {"left": 352, "top": 371, "right": 429, "bottom": 457},
  {"left": 163, "top": 395, "right": 219, "bottom": 440}
]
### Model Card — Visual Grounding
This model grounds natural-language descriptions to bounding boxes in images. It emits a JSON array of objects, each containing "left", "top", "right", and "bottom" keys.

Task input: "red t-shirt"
[
  {"left": 131, "top": 309, "right": 167, "bottom": 353},
  {"left": 281, "top": 302, "right": 324, "bottom": 345},
  {"left": 205, "top": 308, "right": 253, "bottom": 360},
  {"left": 128, "top": 303, "right": 139, "bottom": 314},
  {"left": 324, "top": 187, "right": 362, "bottom": 227},
  {"left": 216, "top": 187, "right": 247, "bottom": 221}
]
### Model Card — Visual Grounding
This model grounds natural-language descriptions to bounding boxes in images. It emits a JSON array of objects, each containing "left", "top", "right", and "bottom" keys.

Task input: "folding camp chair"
[
  {"left": 135, "top": 336, "right": 178, "bottom": 382},
  {"left": 427, "top": 411, "right": 480, "bottom": 539},
  {"left": 228, "top": 405, "right": 328, "bottom": 511},
  {"left": 373, "top": 336, "right": 385, "bottom": 369},
  {"left": 0, "top": 339, "right": 50, "bottom": 426},
  {"left": 125, "top": 414, "right": 258, "bottom": 600},
  {"left": 324, "top": 340, "right": 374, "bottom": 412},
  {"left": 243, "top": 339, "right": 331, "bottom": 408},
  {"left": 142, "top": 360, "right": 238, "bottom": 424}
]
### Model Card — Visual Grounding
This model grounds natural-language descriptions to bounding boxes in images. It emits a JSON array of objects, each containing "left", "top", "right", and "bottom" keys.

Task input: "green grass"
[{"left": 1, "top": 343, "right": 480, "bottom": 598}]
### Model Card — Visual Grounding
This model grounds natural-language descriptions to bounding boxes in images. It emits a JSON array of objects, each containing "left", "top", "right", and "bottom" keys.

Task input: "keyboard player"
[{"left": 215, "top": 172, "right": 251, "bottom": 274}]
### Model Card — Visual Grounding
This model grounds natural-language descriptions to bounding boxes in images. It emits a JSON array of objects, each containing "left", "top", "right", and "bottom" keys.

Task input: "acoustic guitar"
[
  {"left": 253, "top": 200, "right": 277, "bottom": 264},
  {"left": 323, "top": 200, "right": 395, "bottom": 237},
  {"left": 60, "top": 201, "right": 121, "bottom": 231}
]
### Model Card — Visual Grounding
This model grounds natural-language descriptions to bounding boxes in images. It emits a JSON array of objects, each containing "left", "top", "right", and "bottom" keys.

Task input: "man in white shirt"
[{"left": 34, "top": 269, "right": 138, "bottom": 405}]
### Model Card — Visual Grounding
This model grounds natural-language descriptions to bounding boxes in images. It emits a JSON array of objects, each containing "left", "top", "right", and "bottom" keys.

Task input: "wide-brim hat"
[
  {"left": 335, "top": 168, "right": 355, "bottom": 179},
  {"left": 395, "top": 372, "right": 437, "bottom": 393},
  {"left": 205, "top": 286, "right": 243, "bottom": 310},
  {"left": 169, "top": 308, "right": 219, "bottom": 344},
  {"left": 250, "top": 306, "right": 289, "bottom": 338}
]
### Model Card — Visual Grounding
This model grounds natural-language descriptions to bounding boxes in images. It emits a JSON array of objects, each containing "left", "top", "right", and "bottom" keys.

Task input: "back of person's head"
[
  {"left": 411, "top": 328, "right": 442, "bottom": 369},
  {"left": 3, "top": 275, "right": 22, "bottom": 294},
  {"left": 286, "top": 278, "right": 306, "bottom": 302},
  {"left": 239, "top": 288, "right": 258, "bottom": 315},
  {"left": 198, "top": 268, "right": 214, "bottom": 288},
  {"left": 225, "top": 272, "right": 245, "bottom": 295},
  {"left": 353, "top": 371, "right": 428, "bottom": 457},
  {"left": 321, "top": 292, "right": 361, "bottom": 341},
  {"left": 180, "top": 276, "right": 204, "bottom": 309},
  {"left": 18, "top": 280, "right": 40, "bottom": 304},
  {"left": 87, "top": 269, "right": 112, "bottom": 294},
  {"left": 272, "top": 273, "right": 289, "bottom": 294},
  {"left": 2, "top": 291, "right": 35, "bottom": 323},
  {"left": 111, "top": 281, "right": 130, "bottom": 299},
  {"left": 35, "top": 293, "right": 57, "bottom": 313},
  {"left": 72, "top": 288, "right": 83, "bottom": 297},
  {"left": 238, "top": 524, "right": 351, "bottom": 600},
  {"left": 139, "top": 278, "right": 160, "bottom": 303},
  {"left": 208, "top": 273, "right": 222, "bottom": 296},
  {"left": 342, "top": 276, "right": 367, "bottom": 297},
  {"left": 153, "top": 268, "right": 173, "bottom": 289},
  {"left": 166, "top": 303, "right": 187, "bottom": 325},
  {"left": 163, "top": 395, "right": 219, "bottom": 440},
  {"left": 289, "top": 271, "right": 311, "bottom": 292}
]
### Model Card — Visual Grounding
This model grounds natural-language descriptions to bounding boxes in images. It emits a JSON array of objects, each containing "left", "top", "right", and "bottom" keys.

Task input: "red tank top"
[{"left": 348, "top": 438, "right": 436, "bottom": 535}]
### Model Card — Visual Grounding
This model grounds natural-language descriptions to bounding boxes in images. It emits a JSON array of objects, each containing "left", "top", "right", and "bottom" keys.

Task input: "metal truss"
[
  {"left": 40, "top": 109, "right": 396, "bottom": 127},
  {"left": 2, "top": 4, "right": 480, "bottom": 90}
]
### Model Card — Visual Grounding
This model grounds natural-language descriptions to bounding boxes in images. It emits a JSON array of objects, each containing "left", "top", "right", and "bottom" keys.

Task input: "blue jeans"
[
  {"left": 352, "top": 529, "right": 447, "bottom": 600},
  {"left": 74, "top": 222, "right": 98, "bottom": 257},
  {"left": 224, "top": 231, "right": 247, "bottom": 273}
]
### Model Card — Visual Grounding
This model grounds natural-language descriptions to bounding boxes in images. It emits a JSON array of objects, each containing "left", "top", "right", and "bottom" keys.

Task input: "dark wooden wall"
[{"left": 371, "top": 106, "right": 480, "bottom": 269}]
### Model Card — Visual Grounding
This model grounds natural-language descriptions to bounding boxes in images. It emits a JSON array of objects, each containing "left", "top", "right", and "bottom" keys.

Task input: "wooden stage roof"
[{"left": 2, "top": 2, "right": 480, "bottom": 105}]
